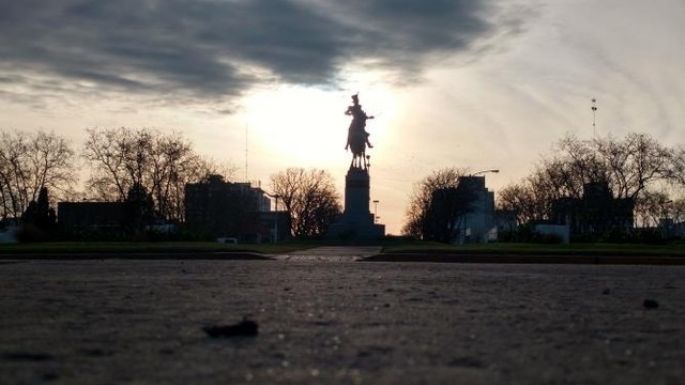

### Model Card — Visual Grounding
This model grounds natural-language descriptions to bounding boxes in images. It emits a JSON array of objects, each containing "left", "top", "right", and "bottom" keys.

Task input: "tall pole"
[
  {"left": 245, "top": 124, "right": 249, "bottom": 182},
  {"left": 373, "top": 200, "right": 379, "bottom": 223},
  {"left": 274, "top": 195, "right": 279, "bottom": 243},
  {"left": 662, "top": 199, "right": 673, "bottom": 238},
  {"left": 264, "top": 192, "right": 281, "bottom": 243},
  {"left": 591, "top": 98, "right": 598, "bottom": 138}
]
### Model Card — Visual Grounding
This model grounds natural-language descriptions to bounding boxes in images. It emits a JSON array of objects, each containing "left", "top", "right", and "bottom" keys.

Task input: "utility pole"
[
  {"left": 373, "top": 200, "right": 379, "bottom": 223},
  {"left": 274, "top": 194, "right": 280, "bottom": 243},
  {"left": 591, "top": 98, "right": 598, "bottom": 138},
  {"left": 244, "top": 124, "right": 249, "bottom": 183}
]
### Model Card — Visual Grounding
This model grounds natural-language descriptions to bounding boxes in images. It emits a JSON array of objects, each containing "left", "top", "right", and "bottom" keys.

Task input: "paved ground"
[
  {"left": 1, "top": 250, "right": 684, "bottom": 385},
  {"left": 273, "top": 246, "right": 382, "bottom": 262}
]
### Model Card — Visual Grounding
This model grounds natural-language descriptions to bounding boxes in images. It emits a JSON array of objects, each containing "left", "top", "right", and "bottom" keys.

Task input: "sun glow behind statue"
[{"left": 242, "top": 84, "right": 398, "bottom": 168}]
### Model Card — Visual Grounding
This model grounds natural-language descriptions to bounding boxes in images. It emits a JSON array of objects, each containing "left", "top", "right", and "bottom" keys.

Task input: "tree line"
[
  {"left": 403, "top": 168, "right": 473, "bottom": 241},
  {"left": 0, "top": 131, "right": 74, "bottom": 220},
  {"left": 8, "top": 127, "right": 683, "bottom": 242},
  {"left": 497, "top": 133, "right": 685, "bottom": 227},
  {"left": 403, "top": 133, "right": 685, "bottom": 241},
  {"left": 269, "top": 168, "right": 341, "bottom": 238},
  {"left": 0, "top": 127, "right": 232, "bottom": 223},
  {"left": 1, "top": 127, "right": 342, "bottom": 239}
]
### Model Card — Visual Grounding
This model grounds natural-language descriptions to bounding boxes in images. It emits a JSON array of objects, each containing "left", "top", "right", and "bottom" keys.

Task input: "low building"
[
  {"left": 59, "top": 183, "right": 157, "bottom": 238},
  {"left": 495, "top": 209, "right": 518, "bottom": 235},
  {"left": 58, "top": 201, "right": 128, "bottom": 235},
  {"left": 185, "top": 175, "right": 289, "bottom": 242},
  {"left": 658, "top": 218, "right": 685, "bottom": 239},
  {"left": 258, "top": 211, "right": 291, "bottom": 243},
  {"left": 672, "top": 221, "right": 685, "bottom": 239},
  {"left": 533, "top": 223, "right": 570, "bottom": 244},
  {"left": 550, "top": 181, "right": 634, "bottom": 240},
  {"left": 0, "top": 219, "right": 19, "bottom": 243}
]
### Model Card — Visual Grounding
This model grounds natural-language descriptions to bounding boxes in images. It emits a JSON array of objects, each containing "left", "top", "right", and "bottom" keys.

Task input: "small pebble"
[
  {"left": 643, "top": 299, "right": 659, "bottom": 309},
  {"left": 2, "top": 352, "right": 54, "bottom": 362},
  {"left": 203, "top": 319, "right": 259, "bottom": 338},
  {"left": 42, "top": 373, "right": 59, "bottom": 382},
  {"left": 159, "top": 348, "right": 174, "bottom": 355}
]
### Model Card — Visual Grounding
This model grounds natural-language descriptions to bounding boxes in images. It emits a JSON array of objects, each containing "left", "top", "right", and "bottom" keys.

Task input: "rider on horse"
[{"left": 345, "top": 94, "right": 374, "bottom": 151}]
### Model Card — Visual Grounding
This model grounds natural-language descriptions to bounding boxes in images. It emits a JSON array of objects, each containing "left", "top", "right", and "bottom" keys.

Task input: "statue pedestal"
[{"left": 327, "top": 166, "right": 385, "bottom": 240}]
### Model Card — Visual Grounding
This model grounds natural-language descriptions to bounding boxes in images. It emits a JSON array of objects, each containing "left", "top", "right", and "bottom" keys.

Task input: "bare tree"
[
  {"left": 670, "top": 198, "right": 685, "bottom": 223},
  {"left": 596, "top": 133, "right": 678, "bottom": 199},
  {"left": 633, "top": 189, "right": 671, "bottom": 227},
  {"left": 632, "top": 189, "right": 685, "bottom": 228},
  {"left": 83, "top": 127, "right": 229, "bottom": 222},
  {"left": 402, "top": 167, "right": 474, "bottom": 242},
  {"left": 671, "top": 147, "right": 685, "bottom": 186},
  {"left": 270, "top": 168, "right": 341, "bottom": 238},
  {"left": 497, "top": 133, "right": 685, "bottom": 225},
  {"left": 496, "top": 183, "right": 539, "bottom": 226},
  {"left": 0, "top": 130, "right": 74, "bottom": 220}
]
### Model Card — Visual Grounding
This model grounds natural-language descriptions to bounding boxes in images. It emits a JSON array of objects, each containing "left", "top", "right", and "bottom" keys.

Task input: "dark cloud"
[{"left": 0, "top": 0, "right": 517, "bottom": 102}]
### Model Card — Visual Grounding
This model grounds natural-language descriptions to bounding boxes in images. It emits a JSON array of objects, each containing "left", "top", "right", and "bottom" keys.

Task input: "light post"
[
  {"left": 471, "top": 169, "right": 500, "bottom": 176},
  {"left": 662, "top": 199, "right": 673, "bottom": 238},
  {"left": 264, "top": 192, "right": 281, "bottom": 243},
  {"left": 273, "top": 194, "right": 280, "bottom": 243},
  {"left": 373, "top": 200, "right": 379, "bottom": 223}
]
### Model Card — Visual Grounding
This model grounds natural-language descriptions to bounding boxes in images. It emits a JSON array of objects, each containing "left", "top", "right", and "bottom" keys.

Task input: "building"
[
  {"left": 455, "top": 176, "right": 497, "bottom": 243},
  {"left": 422, "top": 175, "right": 497, "bottom": 244},
  {"left": 258, "top": 211, "right": 291, "bottom": 243},
  {"left": 58, "top": 201, "right": 128, "bottom": 235},
  {"left": 550, "top": 181, "right": 634, "bottom": 240},
  {"left": 658, "top": 218, "right": 685, "bottom": 239},
  {"left": 184, "top": 175, "right": 289, "bottom": 242},
  {"left": 59, "top": 183, "right": 156, "bottom": 237},
  {"left": 0, "top": 219, "right": 19, "bottom": 243},
  {"left": 495, "top": 209, "right": 518, "bottom": 235}
]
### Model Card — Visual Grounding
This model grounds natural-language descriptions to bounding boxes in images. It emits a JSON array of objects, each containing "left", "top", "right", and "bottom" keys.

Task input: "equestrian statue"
[{"left": 345, "top": 93, "right": 374, "bottom": 169}]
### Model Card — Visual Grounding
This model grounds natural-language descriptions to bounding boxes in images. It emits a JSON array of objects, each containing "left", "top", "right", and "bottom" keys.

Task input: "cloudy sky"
[{"left": 2, "top": 0, "right": 684, "bottom": 233}]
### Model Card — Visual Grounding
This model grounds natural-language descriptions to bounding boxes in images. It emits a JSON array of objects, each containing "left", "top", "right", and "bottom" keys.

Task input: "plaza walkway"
[
  {"left": 274, "top": 246, "right": 382, "bottom": 262},
  {"left": 1, "top": 257, "right": 683, "bottom": 384}
]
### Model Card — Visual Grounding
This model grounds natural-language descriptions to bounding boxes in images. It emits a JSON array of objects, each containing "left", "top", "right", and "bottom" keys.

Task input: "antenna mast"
[
  {"left": 591, "top": 98, "right": 598, "bottom": 138},
  {"left": 244, "top": 124, "right": 249, "bottom": 183}
]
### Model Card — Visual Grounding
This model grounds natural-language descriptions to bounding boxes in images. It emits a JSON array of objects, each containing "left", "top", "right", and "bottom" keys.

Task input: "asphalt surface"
[
  {"left": 1, "top": 248, "right": 684, "bottom": 385},
  {"left": 274, "top": 246, "right": 382, "bottom": 262}
]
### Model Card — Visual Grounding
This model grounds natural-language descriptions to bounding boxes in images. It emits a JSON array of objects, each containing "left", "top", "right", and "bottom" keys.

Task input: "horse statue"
[{"left": 345, "top": 94, "right": 374, "bottom": 169}]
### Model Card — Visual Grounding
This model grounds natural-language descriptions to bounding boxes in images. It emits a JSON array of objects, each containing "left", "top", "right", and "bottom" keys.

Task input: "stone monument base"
[
  {"left": 327, "top": 215, "right": 385, "bottom": 240},
  {"left": 327, "top": 166, "right": 385, "bottom": 240}
]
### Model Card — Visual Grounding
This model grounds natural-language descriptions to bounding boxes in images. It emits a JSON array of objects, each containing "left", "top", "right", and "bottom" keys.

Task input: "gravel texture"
[{"left": 1, "top": 257, "right": 684, "bottom": 385}]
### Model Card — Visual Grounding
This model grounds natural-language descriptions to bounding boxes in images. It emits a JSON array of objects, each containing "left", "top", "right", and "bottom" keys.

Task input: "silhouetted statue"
[{"left": 345, "top": 94, "right": 374, "bottom": 169}]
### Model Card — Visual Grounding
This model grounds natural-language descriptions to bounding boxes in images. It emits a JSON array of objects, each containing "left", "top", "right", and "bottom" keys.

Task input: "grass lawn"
[
  {"left": 2, "top": 240, "right": 683, "bottom": 258},
  {"left": 380, "top": 241, "right": 685, "bottom": 256},
  {"left": 0, "top": 241, "right": 311, "bottom": 255}
]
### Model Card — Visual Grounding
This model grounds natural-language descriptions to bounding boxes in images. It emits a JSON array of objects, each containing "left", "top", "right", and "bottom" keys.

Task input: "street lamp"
[
  {"left": 471, "top": 169, "right": 500, "bottom": 176},
  {"left": 273, "top": 194, "right": 280, "bottom": 243},
  {"left": 662, "top": 199, "right": 673, "bottom": 238},
  {"left": 264, "top": 192, "right": 281, "bottom": 243},
  {"left": 373, "top": 200, "right": 379, "bottom": 223}
]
